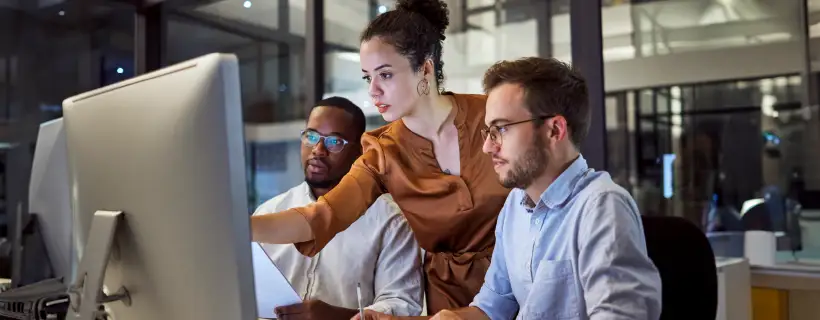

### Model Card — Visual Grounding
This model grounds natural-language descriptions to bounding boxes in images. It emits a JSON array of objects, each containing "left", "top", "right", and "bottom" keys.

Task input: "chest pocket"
[{"left": 522, "top": 259, "right": 581, "bottom": 320}]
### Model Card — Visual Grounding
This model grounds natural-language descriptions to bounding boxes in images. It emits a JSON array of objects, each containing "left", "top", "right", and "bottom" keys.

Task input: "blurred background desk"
[
  {"left": 716, "top": 258, "right": 751, "bottom": 320},
  {"left": 749, "top": 259, "right": 820, "bottom": 320}
]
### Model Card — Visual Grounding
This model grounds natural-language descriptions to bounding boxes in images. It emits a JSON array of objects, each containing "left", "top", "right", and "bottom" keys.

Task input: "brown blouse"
[{"left": 288, "top": 93, "right": 510, "bottom": 313}]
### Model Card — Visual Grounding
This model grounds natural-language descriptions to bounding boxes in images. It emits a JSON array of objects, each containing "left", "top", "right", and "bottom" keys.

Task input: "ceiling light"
[
  {"left": 378, "top": 5, "right": 387, "bottom": 14},
  {"left": 116, "top": 67, "right": 124, "bottom": 74},
  {"left": 244, "top": 1, "right": 252, "bottom": 8}
]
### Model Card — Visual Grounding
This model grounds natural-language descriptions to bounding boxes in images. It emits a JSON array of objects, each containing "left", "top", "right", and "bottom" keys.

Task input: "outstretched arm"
[
  {"left": 251, "top": 135, "right": 388, "bottom": 256},
  {"left": 251, "top": 209, "right": 314, "bottom": 243}
]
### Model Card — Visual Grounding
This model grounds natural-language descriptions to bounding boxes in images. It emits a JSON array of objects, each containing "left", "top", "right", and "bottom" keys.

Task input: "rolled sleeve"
[
  {"left": 578, "top": 191, "right": 663, "bottom": 320},
  {"left": 470, "top": 208, "right": 519, "bottom": 320},
  {"left": 365, "top": 198, "right": 424, "bottom": 316},
  {"left": 364, "top": 302, "right": 392, "bottom": 315}
]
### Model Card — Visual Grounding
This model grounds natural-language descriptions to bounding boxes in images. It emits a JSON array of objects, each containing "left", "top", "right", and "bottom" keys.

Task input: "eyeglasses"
[
  {"left": 481, "top": 115, "right": 556, "bottom": 146},
  {"left": 300, "top": 129, "right": 349, "bottom": 153}
]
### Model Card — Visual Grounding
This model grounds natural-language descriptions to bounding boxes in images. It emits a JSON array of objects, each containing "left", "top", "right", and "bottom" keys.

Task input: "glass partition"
[
  {"left": 0, "top": 0, "right": 136, "bottom": 277},
  {"left": 606, "top": 74, "right": 820, "bottom": 258},
  {"left": 601, "top": 0, "right": 803, "bottom": 61}
]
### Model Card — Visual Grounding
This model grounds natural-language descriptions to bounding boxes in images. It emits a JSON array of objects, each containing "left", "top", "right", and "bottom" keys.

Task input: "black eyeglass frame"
[
  {"left": 481, "top": 115, "right": 557, "bottom": 145},
  {"left": 299, "top": 129, "right": 350, "bottom": 153}
]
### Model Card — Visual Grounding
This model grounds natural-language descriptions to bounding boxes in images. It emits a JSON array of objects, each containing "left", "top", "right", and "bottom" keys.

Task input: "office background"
[{"left": 1, "top": 0, "right": 820, "bottom": 257}]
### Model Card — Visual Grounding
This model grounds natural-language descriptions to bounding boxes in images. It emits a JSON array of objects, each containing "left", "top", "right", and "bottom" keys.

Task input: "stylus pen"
[{"left": 357, "top": 282, "right": 365, "bottom": 319}]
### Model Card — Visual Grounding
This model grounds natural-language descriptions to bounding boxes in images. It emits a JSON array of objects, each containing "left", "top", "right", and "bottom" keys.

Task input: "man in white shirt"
[{"left": 253, "top": 97, "right": 423, "bottom": 320}]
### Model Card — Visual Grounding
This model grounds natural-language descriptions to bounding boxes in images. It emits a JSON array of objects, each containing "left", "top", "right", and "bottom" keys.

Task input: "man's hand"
[
  {"left": 274, "top": 300, "right": 357, "bottom": 320},
  {"left": 430, "top": 310, "right": 464, "bottom": 320},
  {"left": 349, "top": 309, "right": 395, "bottom": 320}
]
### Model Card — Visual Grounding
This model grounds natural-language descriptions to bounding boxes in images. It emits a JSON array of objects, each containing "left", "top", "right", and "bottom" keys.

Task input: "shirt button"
[{"left": 534, "top": 218, "right": 541, "bottom": 224}]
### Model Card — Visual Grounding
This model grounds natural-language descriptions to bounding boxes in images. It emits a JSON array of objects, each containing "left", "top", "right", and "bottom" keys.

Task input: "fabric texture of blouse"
[{"left": 285, "top": 93, "right": 510, "bottom": 313}]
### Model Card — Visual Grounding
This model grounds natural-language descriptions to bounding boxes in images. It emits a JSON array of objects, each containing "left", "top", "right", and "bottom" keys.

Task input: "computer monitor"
[
  {"left": 62, "top": 53, "right": 256, "bottom": 320},
  {"left": 28, "top": 118, "right": 73, "bottom": 285}
]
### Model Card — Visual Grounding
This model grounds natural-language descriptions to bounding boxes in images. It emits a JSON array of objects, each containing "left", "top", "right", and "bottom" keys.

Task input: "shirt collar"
[
  {"left": 521, "top": 154, "right": 590, "bottom": 209},
  {"left": 299, "top": 182, "right": 318, "bottom": 202},
  {"left": 397, "top": 92, "right": 466, "bottom": 151}
]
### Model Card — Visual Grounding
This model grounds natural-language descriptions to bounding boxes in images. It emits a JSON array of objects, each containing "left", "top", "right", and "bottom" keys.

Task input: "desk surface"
[{"left": 751, "top": 259, "right": 820, "bottom": 290}]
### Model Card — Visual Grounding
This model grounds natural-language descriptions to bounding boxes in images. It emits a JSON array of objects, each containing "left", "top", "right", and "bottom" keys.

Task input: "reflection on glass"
[
  {"left": 663, "top": 154, "right": 676, "bottom": 199},
  {"left": 0, "top": 2, "right": 136, "bottom": 227},
  {"left": 602, "top": 0, "right": 802, "bottom": 61},
  {"left": 167, "top": 1, "right": 305, "bottom": 123},
  {"left": 605, "top": 75, "right": 818, "bottom": 238},
  {"left": 0, "top": 3, "right": 135, "bottom": 121}
]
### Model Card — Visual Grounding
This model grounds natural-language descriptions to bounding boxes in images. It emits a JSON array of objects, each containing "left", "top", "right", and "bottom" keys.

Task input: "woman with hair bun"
[{"left": 251, "top": 0, "right": 509, "bottom": 317}]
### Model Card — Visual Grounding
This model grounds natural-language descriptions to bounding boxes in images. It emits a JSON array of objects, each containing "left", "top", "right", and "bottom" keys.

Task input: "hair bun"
[{"left": 396, "top": 0, "right": 450, "bottom": 36}]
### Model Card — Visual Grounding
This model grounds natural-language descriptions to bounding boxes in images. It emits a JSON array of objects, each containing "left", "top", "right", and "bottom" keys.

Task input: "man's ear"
[{"left": 548, "top": 116, "right": 569, "bottom": 142}]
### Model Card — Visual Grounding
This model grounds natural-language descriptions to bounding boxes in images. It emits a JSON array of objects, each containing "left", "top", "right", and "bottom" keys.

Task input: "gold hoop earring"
[{"left": 417, "top": 79, "right": 430, "bottom": 96}]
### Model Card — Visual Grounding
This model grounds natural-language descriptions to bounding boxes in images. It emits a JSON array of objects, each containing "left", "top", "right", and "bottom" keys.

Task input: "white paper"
[{"left": 252, "top": 242, "right": 302, "bottom": 318}]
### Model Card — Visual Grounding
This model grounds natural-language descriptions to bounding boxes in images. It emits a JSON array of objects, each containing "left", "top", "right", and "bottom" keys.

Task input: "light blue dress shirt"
[{"left": 470, "top": 155, "right": 662, "bottom": 320}]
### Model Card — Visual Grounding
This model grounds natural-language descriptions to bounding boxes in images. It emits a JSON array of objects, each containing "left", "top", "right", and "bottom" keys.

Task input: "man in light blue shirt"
[{"left": 431, "top": 57, "right": 662, "bottom": 320}]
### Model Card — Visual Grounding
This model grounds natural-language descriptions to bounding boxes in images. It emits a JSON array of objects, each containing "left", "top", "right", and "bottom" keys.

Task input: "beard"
[
  {"left": 303, "top": 161, "right": 340, "bottom": 189},
  {"left": 305, "top": 176, "right": 340, "bottom": 189},
  {"left": 500, "top": 134, "right": 549, "bottom": 189},
  {"left": 303, "top": 157, "right": 356, "bottom": 190}
]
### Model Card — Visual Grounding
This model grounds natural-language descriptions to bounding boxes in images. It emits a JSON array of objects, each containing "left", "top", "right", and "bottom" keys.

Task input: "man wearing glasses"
[
  {"left": 431, "top": 58, "right": 662, "bottom": 320},
  {"left": 253, "top": 97, "right": 423, "bottom": 319}
]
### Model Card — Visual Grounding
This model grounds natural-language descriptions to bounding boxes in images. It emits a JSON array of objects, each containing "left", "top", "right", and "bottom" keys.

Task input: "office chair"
[{"left": 642, "top": 216, "right": 717, "bottom": 320}]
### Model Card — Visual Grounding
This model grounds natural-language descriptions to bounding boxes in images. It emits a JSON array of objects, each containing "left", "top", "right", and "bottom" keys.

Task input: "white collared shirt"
[{"left": 253, "top": 182, "right": 423, "bottom": 316}]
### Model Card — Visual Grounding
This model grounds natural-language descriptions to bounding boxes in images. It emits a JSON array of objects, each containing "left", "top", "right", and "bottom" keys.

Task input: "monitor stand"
[{"left": 66, "top": 211, "right": 131, "bottom": 320}]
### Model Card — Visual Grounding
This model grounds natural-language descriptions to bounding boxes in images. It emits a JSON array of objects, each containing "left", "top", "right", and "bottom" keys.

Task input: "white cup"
[{"left": 744, "top": 230, "right": 776, "bottom": 266}]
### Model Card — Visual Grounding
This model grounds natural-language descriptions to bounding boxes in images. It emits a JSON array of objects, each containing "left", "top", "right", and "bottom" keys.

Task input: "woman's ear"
[{"left": 423, "top": 59, "right": 435, "bottom": 78}]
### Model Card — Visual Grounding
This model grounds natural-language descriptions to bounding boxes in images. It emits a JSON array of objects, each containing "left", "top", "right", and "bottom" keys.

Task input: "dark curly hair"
[{"left": 361, "top": 0, "right": 449, "bottom": 92}]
